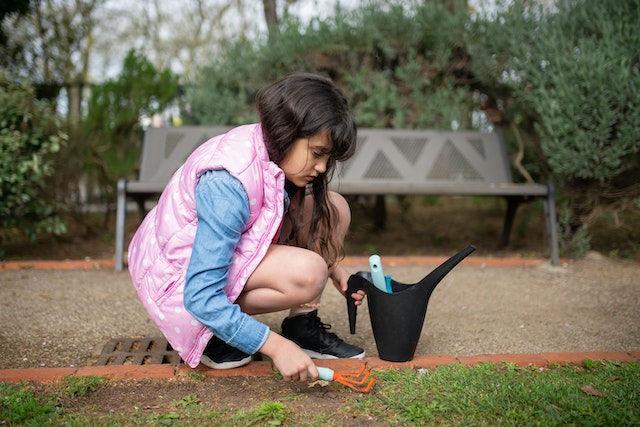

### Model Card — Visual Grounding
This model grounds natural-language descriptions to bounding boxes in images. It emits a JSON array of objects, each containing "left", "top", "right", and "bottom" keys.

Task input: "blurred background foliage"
[
  {"left": 0, "top": 0, "right": 638, "bottom": 259},
  {"left": 0, "top": 79, "right": 67, "bottom": 244}
]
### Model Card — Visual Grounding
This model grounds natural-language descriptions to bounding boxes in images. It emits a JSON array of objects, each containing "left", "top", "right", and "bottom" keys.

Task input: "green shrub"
[
  {"left": 84, "top": 49, "right": 180, "bottom": 178},
  {"left": 80, "top": 49, "right": 180, "bottom": 208},
  {"left": 0, "top": 76, "right": 68, "bottom": 249},
  {"left": 186, "top": 1, "right": 475, "bottom": 130},
  {"left": 470, "top": 0, "right": 640, "bottom": 256}
]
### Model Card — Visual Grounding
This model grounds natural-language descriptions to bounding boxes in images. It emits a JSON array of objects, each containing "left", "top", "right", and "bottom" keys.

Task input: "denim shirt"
[{"left": 184, "top": 169, "right": 271, "bottom": 355}]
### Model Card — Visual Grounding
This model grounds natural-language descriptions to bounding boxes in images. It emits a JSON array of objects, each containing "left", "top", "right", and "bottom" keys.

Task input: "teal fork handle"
[{"left": 316, "top": 367, "right": 335, "bottom": 381}]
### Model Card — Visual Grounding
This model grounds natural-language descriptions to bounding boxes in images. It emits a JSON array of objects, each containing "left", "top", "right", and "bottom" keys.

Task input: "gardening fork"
[{"left": 315, "top": 364, "right": 376, "bottom": 393}]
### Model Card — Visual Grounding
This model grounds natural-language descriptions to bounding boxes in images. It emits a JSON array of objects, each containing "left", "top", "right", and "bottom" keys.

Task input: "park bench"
[{"left": 115, "top": 126, "right": 560, "bottom": 270}]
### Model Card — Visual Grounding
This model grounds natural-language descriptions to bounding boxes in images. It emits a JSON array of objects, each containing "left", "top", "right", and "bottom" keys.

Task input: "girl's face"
[{"left": 279, "top": 132, "right": 332, "bottom": 187}]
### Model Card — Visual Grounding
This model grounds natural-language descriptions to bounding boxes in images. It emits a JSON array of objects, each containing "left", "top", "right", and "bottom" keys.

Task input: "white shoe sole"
[
  {"left": 302, "top": 349, "right": 366, "bottom": 359},
  {"left": 200, "top": 354, "right": 252, "bottom": 370}
]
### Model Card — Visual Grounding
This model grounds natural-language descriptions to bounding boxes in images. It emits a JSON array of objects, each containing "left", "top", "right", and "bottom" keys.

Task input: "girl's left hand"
[{"left": 329, "top": 264, "right": 365, "bottom": 306}]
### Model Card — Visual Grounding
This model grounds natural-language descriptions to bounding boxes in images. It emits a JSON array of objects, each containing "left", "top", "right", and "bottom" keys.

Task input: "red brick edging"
[
  {"left": 1, "top": 255, "right": 553, "bottom": 271},
  {"left": 1, "top": 351, "right": 637, "bottom": 384},
  {"left": 0, "top": 259, "right": 116, "bottom": 270}
]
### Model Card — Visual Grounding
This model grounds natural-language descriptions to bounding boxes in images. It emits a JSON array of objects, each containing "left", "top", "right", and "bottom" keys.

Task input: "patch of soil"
[{"left": 44, "top": 376, "right": 383, "bottom": 425}]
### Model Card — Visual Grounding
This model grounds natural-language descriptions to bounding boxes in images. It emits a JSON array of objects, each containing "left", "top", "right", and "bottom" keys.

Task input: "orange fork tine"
[
  {"left": 334, "top": 365, "right": 372, "bottom": 385},
  {"left": 318, "top": 365, "right": 375, "bottom": 393},
  {"left": 333, "top": 373, "right": 376, "bottom": 393}
]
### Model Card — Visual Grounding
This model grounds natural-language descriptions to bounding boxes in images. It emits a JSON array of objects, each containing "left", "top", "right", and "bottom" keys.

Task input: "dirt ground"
[
  {"left": 3, "top": 196, "right": 639, "bottom": 423},
  {"left": 45, "top": 375, "right": 380, "bottom": 425}
]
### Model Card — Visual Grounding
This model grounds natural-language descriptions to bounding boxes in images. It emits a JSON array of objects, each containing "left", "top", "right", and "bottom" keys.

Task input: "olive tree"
[{"left": 469, "top": 0, "right": 640, "bottom": 256}]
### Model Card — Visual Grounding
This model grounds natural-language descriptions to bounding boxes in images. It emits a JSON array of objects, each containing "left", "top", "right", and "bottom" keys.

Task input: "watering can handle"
[{"left": 346, "top": 274, "right": 368, "bottom": 334}]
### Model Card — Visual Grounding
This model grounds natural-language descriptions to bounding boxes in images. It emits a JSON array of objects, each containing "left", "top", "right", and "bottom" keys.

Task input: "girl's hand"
[
  {"left": 329, "top": 264, "right": 365, "bottom": 306},
  {"left": 260, "top": 332, "right": 318, "bottom": 381}
]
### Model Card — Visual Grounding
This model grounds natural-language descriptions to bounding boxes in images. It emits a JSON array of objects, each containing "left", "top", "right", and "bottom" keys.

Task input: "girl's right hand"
[{"left": 260, "top": 331, "right": 318, "bottom": 381}]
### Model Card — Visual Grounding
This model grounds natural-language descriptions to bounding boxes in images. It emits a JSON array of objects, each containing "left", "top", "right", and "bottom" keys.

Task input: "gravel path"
[{"left": 1, "top": 253, "right": 638, "bottom": 369}]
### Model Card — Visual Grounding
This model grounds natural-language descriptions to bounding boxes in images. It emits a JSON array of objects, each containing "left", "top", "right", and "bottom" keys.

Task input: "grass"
[
  {"left": 0, "top": 381, "right": 60, "bottom": 425},
  {"left": 357, "top": 361, "right": 640, "bottom": 426},
  {"left": 1, "top": 361, "right": 638, "bottom": 426}
]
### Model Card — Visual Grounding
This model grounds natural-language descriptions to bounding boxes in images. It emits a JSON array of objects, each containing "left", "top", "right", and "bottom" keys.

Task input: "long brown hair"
[{"left": 257, "top": 72, "right": 357, "bottom": 266}]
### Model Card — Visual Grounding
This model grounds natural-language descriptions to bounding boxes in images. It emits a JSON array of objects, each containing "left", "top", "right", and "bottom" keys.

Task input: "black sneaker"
[
  {"left": 200, "top": 335, "right": 252, "bottom": 370},
  {"left": 281, "top": 310, "right": 365, "bottom": 359}
]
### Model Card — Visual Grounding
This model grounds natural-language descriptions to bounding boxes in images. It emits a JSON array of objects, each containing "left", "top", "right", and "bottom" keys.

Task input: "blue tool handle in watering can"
[{"left": 369, "top": 255, "right": 392, "bottom": 293}]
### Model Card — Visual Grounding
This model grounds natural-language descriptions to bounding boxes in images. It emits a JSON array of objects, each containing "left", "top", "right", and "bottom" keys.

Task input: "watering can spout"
[
  {"left": 418, "top": 244, "right": 476, "bottom": 290},
  {"left": 346, "top": 245, "right": 476, "bottom": 335}
]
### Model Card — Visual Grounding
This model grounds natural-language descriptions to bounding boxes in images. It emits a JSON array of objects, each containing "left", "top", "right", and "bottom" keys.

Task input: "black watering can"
[{"left": 346, "top": 245, "right": 476, "bottom": 362}]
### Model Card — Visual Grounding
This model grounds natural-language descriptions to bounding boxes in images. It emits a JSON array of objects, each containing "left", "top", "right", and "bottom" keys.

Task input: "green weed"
[
  {"left": 0, "top": 382, "right": 60, "bottom": 425},
  {"left": 172, "top": 394, "right": 200, "bottom": 408},
  {"left": 187, "top": 370, "right": 207, "bottom": 381},
  {"left": 58, "top": 375, "right": 108, "bottom": 398},
  {"left": 231, "top": 401, "right": 291, "bottom": 426}
]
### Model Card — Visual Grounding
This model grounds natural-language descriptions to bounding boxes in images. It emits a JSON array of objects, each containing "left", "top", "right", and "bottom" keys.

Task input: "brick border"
[
  {"left": 0, "top": 259, "right": 116, "bottom": 270},
  {"left": 341, "top": 256, "right": 550, "bottom": 268},
  {"left": 1, "top": 256, "right": 555, "bottom": 271},
  {"left": 1, "top": 351, "right": 637, "bottom": 383}
]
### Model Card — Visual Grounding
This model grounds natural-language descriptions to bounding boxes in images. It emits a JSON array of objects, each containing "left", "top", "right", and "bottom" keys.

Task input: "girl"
[{"left": 128, "top": 72, "right": 365, "bottom": 382}]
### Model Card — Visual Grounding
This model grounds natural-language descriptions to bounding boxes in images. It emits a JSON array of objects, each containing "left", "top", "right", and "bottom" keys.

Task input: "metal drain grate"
[{"left": 96, "top": 337, "right": 182, "bottom": 366}]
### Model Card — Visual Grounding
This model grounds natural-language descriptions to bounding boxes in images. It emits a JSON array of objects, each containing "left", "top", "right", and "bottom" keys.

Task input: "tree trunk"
[
  {"left": 263, "top": 0, "right": 279, "bottom": 41},
  {"left": 67, "top": 83, "right": 82, "bottom": 124}
]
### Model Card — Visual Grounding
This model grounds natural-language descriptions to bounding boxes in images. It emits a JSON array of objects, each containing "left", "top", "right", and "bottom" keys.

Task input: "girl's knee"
[{"left": 296, "top": 252, "right": 329, "bottom": 299}]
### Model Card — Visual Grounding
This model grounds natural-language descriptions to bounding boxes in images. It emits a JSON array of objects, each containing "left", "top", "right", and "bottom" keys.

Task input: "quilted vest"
[{"left": 128, "top": 124, "right": 285, "bottom": 367}]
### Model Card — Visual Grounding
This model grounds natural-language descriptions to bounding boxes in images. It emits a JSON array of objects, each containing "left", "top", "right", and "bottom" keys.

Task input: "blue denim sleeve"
[{"left": 184, "top": 170, "right": 270, "bottom": 355}]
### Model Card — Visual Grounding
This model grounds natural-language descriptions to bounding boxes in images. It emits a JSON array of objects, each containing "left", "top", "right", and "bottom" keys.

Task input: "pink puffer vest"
[{"left": 128, "top": 124, "right": 284, "bottom": 367}]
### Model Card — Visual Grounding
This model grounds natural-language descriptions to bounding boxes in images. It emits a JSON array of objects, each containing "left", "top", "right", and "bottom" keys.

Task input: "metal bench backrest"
[
  {"left": 137, "top": 126, "right": 511, "bottom": 192},
  {"left": 137, "top": 126, "right": 232, "bottom": 184},
  {"left": 332, "top": 128, "right": 512, "bottom": 194}
]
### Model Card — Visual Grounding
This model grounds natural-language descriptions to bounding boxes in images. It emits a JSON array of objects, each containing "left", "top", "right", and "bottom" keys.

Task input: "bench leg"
[
  {"left": 372, "top": 195, "right": 387, "bottom": 230},
  {"left": 500, "top": 197, "right": 521, "bottom": 249},
  {"left": 543, "top": 183, "right": 560, "bottom": 266},
  {"left": 133, "top": 196, "right": 148, "bottom": 222},
  {"left": 115, "top": 179, "right": 127, "bottom": 271}
]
